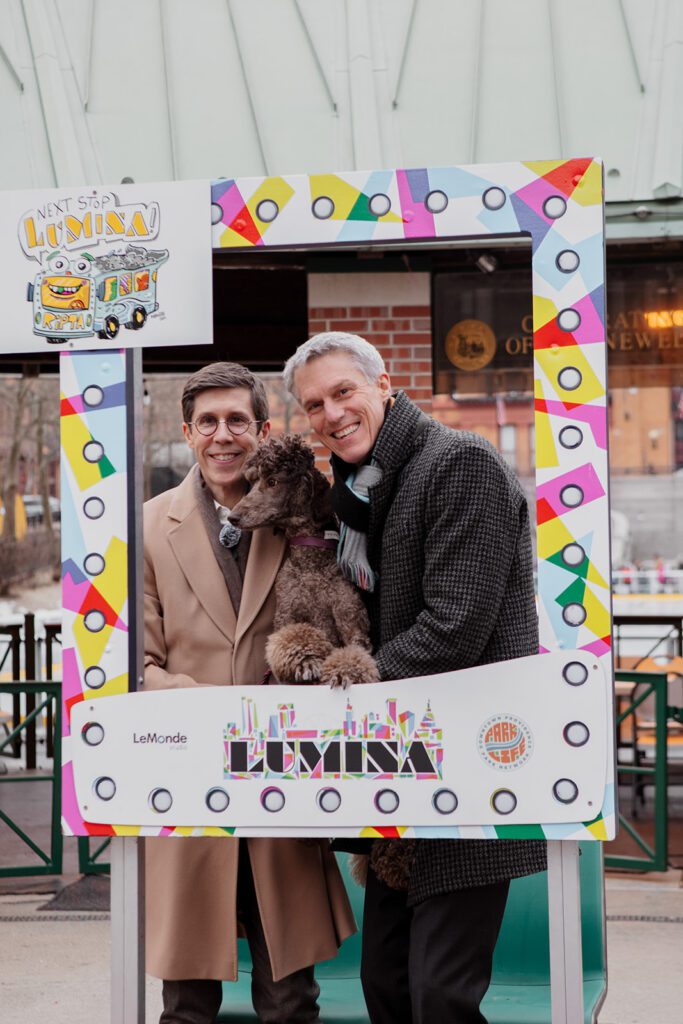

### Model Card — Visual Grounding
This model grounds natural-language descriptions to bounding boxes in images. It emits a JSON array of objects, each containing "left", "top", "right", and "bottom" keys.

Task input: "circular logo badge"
[
  {"left": 478, "top": 715, "right": 533, "bottom": 771},
  {"left": 445, "top": 319, "right": 497, "bottom": 371}
]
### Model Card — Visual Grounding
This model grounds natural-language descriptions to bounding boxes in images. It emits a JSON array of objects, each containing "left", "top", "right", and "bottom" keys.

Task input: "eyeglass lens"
[{"left": 195, "top": 415, "right": 251, "bottom": 436}]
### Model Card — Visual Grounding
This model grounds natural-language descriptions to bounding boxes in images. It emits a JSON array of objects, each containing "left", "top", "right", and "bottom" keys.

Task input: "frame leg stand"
[
  {"left": 111, "top": 836, "right": 145, "bottom": 1024},
  {"left": 548, "top": 839, "right": 584, "bottom": 1024}
]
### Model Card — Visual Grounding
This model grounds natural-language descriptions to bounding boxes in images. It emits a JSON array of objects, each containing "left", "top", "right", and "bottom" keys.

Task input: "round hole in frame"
[
  {"left": 563, "top": 661, "right": 589, "bottom": 686},
  {"left": 84, "top": 665, "right": 106, "bottom": 690},
  {"left": 149, "top": 788, "right": 173, "bottom": 813},
  {"left": 561, "top": 543, "right": 585, "bottom": 568},
  {"left": 482, "top": 186, "right": 506, "bottom": 210},
  {"left": 556, "top": 249, "right": 580, "bottom": 273},
  {"left": 368, "top": 193, "right": 391, "bottom": 217},
  {"left": 82, "top": 721, "right": 105, "bottom": 746},
  {"left": 312, "top": 196, "right": 335, "bottom": 220},
  {"left": 560, "top": 484, "right": 584, "bottom": 509},
  {"left": 557, "top": 308, "right": 581, "bottom": 333},
  {"left": 93, "top": 776, "right": 116, "bottom": 801},
  {"left": 261, "top": 787, "right": 285, "bottom": 813},
  {"left": 563, "top": 721, "right": 590, "bottom": 747},
  {"left": 559, "top": 425, "right": 584, "bottom": 450},
  {"left": 256, "top": 199, "right": 279, "bottom": 223},
  {"left": 562, "top": 603, "right": 587, "bottom": 627},
  {"left": 425, "top": 189, "right": 448, "bottom": 214},
  {"left": 557, "top": 366, "right": 582, "bottom": 391},
  {"left": 553, "top": 778, "right": 579, "bottom": 804},
  {"left": 374, "top": 788, "right": 400, "bottom": 814},
  {"left": 432, "top": 788, "right": 458, "bottom": 815},
  {"left": 84, "top": 609, "right": 106, "bottom": 633},
  {"left": 206, "top": 787, "right": 230, "bottom": 813},
  {"left": 543, "top": 195, "right": 567, "bottom": 219},
  {"left": 83, "top": 497, "right": 105, "bottom": 520},
  {"left": 83, "top": 553, "right": 105, "bottom": 577},
  {"left": 83, "top": 440, "right": 104, "bottom": 464},
  {"left": 491, "top": 789, "right": 517, "bottom": 815},
  {"left": 82, "top": 385, "right": 105, "bottom": 408},
  {"left": 210, "top": 202, "right": 223, "bottom": 225},
  {"left": 317, "top": 788, "right": 342, "bottom": 813}
]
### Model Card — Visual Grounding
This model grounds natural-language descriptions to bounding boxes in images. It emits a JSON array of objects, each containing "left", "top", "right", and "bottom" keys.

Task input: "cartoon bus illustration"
[{"left": 27, "top": 244, "right": 169, "bottom": 344}]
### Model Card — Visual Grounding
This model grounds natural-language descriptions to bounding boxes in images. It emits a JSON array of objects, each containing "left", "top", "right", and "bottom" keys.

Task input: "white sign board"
[
  {"left": 0, "top": 179, "right": 212, "bottom": 353},
  {"left": 70, "top": 652, "right": 607, "bottom": 833}
]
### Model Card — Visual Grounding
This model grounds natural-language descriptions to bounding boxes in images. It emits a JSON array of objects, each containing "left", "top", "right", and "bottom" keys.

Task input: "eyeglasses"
[{"left": 187, "top": 414, "right": 264, "bottom": 437}]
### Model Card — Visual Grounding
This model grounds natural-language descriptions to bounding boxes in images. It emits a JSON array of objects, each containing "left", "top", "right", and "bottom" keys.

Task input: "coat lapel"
[
  {"left": 368, "top": 391, "right": 429, "bottom": 559},
  {"left": 235, "top": 527, "right": 287, "bottom": 644},
  {"left": 166, "top": 467, "right": 238, "bottom": 642}
]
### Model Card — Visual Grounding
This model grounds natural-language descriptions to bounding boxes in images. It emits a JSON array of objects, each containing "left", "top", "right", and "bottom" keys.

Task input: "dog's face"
[{"left": 229, "top": 435, "right": 331, "bottom": 533}]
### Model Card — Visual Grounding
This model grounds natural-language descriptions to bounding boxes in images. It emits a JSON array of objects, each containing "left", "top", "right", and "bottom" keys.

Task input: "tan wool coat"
[{"left": 143, "top": 465, "right": 356, "bottom": 982}]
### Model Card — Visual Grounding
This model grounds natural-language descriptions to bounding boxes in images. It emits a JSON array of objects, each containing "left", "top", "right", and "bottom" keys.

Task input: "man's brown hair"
[{"left": 181, "top": 362, "right": 269, "bottom": 427}]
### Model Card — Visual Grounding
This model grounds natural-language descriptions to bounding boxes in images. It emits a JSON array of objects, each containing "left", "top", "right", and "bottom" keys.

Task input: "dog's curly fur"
[{"left": 230, "top": 435, "right": 378, "bottom": 688}]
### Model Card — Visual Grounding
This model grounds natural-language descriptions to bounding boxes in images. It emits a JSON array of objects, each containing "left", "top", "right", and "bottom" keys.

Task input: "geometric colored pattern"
[
  {"left": 211, "top": 157, "right": 614, "bottom": 842},
  {"left": 64, "top": 158, "right": 613, "bottom": 841},
  {"left": 60, "top": 350, "right": 130, "bottom": 838}
]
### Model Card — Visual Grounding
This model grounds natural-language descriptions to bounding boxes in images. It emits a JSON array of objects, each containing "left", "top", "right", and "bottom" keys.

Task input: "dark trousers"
[
  {"left": 360, "top": 866, "right": 510, "bottom": 1024},
  {"left": 160, "top": 847, "right": 320, "bottom": 1024}
]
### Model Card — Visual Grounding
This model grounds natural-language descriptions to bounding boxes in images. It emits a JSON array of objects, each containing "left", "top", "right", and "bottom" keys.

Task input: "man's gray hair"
[{"left": 283, "top": 332, "right": 387, "bottom": 398}]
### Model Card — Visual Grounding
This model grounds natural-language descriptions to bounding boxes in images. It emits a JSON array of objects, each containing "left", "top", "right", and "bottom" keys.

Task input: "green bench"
[{"left": 219, "top": 845, "right": 606, "bottom": 1023}]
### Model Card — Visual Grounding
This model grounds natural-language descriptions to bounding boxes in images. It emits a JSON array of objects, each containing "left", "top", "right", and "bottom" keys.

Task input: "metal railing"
[
  {"left": 0, "top": 681, "right": 62, "bottom": 877},
  {"left": 607, "top": 670, "right": 669, "bottom": 872}
]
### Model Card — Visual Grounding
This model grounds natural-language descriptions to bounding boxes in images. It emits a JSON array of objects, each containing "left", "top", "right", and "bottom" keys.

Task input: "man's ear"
[
  {"left": 260, "top": 419, "right": 271, "bottom": 441},
  {"left": 182, "top": 420, "right": 195, "bottom": 451},
  {"left": 378, "top": 371, "right": 392, "bottom": 398}
]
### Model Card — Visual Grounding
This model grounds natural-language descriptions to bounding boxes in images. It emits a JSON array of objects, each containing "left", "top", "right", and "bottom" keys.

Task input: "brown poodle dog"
[{"left": 229, "top": 434, "right": 379, "bottom": 689}]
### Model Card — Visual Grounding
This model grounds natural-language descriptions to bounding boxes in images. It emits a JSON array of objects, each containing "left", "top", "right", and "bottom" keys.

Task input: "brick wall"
[{"left": 307, "top": 304, "right": 433, "bottom": 413}]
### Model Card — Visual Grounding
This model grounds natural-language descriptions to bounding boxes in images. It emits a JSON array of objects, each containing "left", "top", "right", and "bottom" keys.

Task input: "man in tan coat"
[{"left": 144, "top": 362, "right": 355, "bottom": 1024}]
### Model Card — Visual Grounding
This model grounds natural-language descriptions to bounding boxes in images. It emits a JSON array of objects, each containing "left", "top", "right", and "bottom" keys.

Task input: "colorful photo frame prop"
[
  {"left": 0, "top": 180, "right": 213, "bottom": 354},
  {"left": 64, "top": 159, "right": 614, "bottom": 843}
]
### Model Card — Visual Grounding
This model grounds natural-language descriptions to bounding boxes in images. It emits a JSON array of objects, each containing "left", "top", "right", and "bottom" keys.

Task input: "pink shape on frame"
[
  {"left": 62, "top": 760, "right": 86, "bottom": 834},
  {"left": 570, "top": 294, "right": 605, "bottom": 346},
  {"left": 62, "top": 646, "right": 83, "bottom": 721},
  {"left": 63, "top": 570, "right": 91, "bottom": 613},
  {"left": 396, "top": 170, "right": 434, "bottom": 238},
  {"left": 536, "top": 463, "right": 605, "bottom": 517},
  {"left": 542, "top": 399, "right": 607, "bottom": 449},
  {"left": 217, "top": 182, "right": 248, "bottom": 226},
  {"left": 513, "top": 176, "right": 564, "bottom": 224}
]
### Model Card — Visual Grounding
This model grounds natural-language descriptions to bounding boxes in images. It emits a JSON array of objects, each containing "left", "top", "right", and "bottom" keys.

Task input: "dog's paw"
[
  {"left": 319, "top": 644, "right": 380, "bottom": 689},
  {"left": 266, "top": 623, "right": 334, "bottom": 684}
]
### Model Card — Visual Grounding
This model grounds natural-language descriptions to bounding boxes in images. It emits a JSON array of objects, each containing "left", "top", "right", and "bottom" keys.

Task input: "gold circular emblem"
[{"left": 445, "top": 319, "right": 497, "bottom": 371}]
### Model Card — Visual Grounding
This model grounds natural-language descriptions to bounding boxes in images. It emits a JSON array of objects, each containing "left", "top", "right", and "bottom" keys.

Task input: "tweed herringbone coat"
[
  {"left": 359, "top": 391, "right": 547, "bottom": 905},
  {"left": 143, "top": 465, "right": 355, "bottom": 981}
]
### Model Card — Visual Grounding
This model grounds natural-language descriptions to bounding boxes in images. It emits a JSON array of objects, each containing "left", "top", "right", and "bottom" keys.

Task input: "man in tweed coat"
[{"left": 284, "top": 332, "right": 546, "bottom": 1024}]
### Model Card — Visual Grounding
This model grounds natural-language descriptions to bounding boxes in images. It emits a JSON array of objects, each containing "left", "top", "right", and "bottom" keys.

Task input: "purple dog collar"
[{"left": 289, "top": 536, "right": 338, "bottom": 550}]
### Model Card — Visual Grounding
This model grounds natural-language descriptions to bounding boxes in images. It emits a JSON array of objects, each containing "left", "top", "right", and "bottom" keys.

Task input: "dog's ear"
[{"left": 309, "top": 468, "right": 333, "bottom": 527}]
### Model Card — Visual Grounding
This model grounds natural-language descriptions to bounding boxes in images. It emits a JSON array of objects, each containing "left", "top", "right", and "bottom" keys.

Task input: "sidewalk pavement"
[{"left": 1, "top": 867, "right": 681, "bottom": 1023}]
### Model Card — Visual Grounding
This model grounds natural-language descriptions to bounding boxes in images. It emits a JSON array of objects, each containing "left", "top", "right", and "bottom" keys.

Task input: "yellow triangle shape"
[
  {"left": 585, "top": 818, "right": 608, "bottom": 841},
  {"left": 572, "top": 160, "right": 603, "bottom": 207},
  {"left": 587, "top": 561, "right": 609, "bottom": 590},
  {"left": 533, "top": 294, "right": 558, "bottom": 330}
]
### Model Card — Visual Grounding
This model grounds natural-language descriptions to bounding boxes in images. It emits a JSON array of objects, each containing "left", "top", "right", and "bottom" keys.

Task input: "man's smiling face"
[
  {"left": 295, "top": 351, "right": 391, "bottom": 464},
  {"left": 182, "top": 386, "right": 269, "bottom": 507}
]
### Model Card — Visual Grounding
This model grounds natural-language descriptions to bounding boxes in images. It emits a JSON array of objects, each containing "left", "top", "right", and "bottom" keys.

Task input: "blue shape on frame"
[
  {"left": 588, "top": 284, "right": 606, "bottom": 328},
  {"left": 211, "top": 179, "right": 235, "bottom": 202},
  {"left": 427, "top": 166, "right": 498, "bottom": 199},
  {"left": 510, "top": 193, "right": 552, "bottom": 250},
  {"left": 404, "top": 168, "right": 430, "bottom": 202},
  {"left": 70, "top": 350, "right": 126, "bottom": 395},
  {"left": 59, "top": 478, "right": 88, "bottom": 575},
  {"left": 362, "top": 170, "right": 394, "bottom": 196},
  {"left": 337, "top": 220, "right": 378, "bottom": 243}
]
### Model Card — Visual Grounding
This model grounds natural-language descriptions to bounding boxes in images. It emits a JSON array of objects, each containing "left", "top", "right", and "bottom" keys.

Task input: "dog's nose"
[{"left": 228, "top": 511, "right": 241, "bottom": 527}]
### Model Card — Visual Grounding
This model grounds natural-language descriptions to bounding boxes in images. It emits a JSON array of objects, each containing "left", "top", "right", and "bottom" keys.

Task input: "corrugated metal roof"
[{"left": 1, "top": 0, "right": 681, "bottom": 214}]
